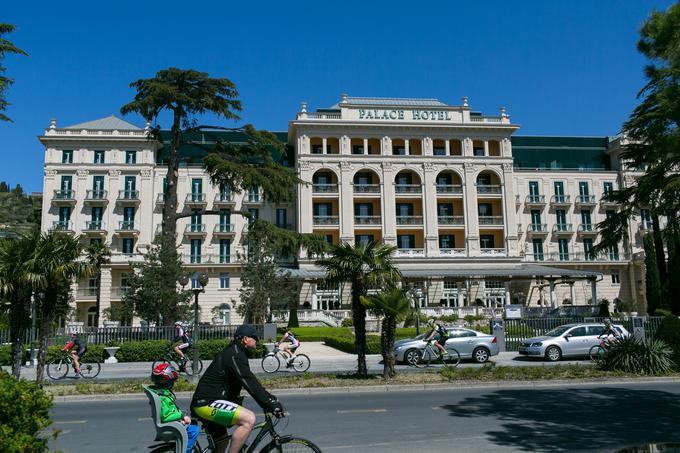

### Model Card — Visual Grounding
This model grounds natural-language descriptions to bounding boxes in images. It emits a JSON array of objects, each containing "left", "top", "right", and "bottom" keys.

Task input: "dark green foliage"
[
  {"left": 597, "top": 301, "right": 611, "bottom": 317},
  {"left": 0, "top": 371, "right": 54, "bottom": 452},
  {"left": 597, "top": 336, "right": 674, "bottom": 375},
  {"left": 644, "top": 234, "right": 664, "bottom": 314},
  {"left": 0, "top": 183, "right": 40, "bottom": 233},
  {"left": 654, "top": 315, "right": 680, "bottom": 367},
  {"left": 324, "top": 337, "right": 382, "bottom": 355},
  {"left": 288, "top": 307, "right": 299, "bottom": 328},
  {"left": 0, "top": 24, "right": 28, "bottom": 123}
]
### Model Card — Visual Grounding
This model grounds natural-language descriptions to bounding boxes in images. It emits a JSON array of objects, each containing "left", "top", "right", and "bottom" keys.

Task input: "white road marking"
[
  {"left": 336, "top": 409, "right": 387, "bottom": 414},
  {"left": 137, "top": 417, "right": 152, "bottom": 421},
  {"left": 53, "top": 420, "right": 87, "bottom": 424}
]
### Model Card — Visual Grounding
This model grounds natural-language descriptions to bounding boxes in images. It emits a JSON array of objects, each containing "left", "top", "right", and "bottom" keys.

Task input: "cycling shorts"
[
  {"left": 436, "top": 337, "right": 448, "bottom": 347},
  {"left": 192, "top": 400, "right": 242, "bottom": 438},
  {"left": 75, "top": 345, "right": 87, "bottom": 357},
  {"left": 177, "top": 341, "right": 191, "bottom": 351}
]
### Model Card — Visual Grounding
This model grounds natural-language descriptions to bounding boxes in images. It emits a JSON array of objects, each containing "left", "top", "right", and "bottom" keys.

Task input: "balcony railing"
[
  {"left": 84, "top": 221, "right": 105, "bottom": 231},
  {"left": 440, "top": 248, "right": 467, "bottom": 257},
  {"left": 576, "top": 195, "right": 596, "bottom": 204},
  {"left": 525, "top": 195, "right": 546, "bottom": 204},
  {"left": 478, "top": 216, "right": 504, "bottom": 226},
  {"left": 184, "top": 224, "right": 207, "bottom": 234},
  {"left": 77, "top": 288, "right": 98, "bottom": 298},
  {"left": 396, "top": 248, "right": 425, "bottom": 257},
  {"left": 436, "top": 184, "right": 463, "bottom": 194},
  {"left": 51, "top": 221, "right": 73, "bottom": 232},
  {"left": 117, "top": 221, "right": 137, "bottom": 231},
  {"left": 578, "top": 224, "right": 597, "bottom": 234},
  {"left": 354, "top": 215, "right": 382, "bottom": 225},
  {"left": 185, "top": 193, "right": 207, "bottom": 204},
  {"left": 526, "top": 223, "right": 548, "bottom": 233},
  {"left": 312, "top": 184, "right": 338, "bottom": 194},
  {"left": 213, "top": 193, "right": 235, "bottom": 205},
  {"left": 437, "top": 215, "right": 464, "bottom": 225},
  {"left": 476, "top": 185, "right": 502, "bottom": 194},
  {"left": 551, "top": 195, "right": 571, "bottom": 205},
  {"left": 53, "top": 189, "right": 75, "bottom": 201},
  {"left": 313, "top": 216, "right": 339, "bottom": 226},
  {"left": 601, "top": 196, "right": 618, "bottom": 207},
  {"left": 110, "top": 286, "right": 132, "bottom": 299},
  {"left": 219, "top": 254, "right": 231, "bottom": 264},
  {"left": 526, "top": 252, "right": 629, "bottom": 263},
  {"left": 156, "top": 193, "right": 165, "bottom": 205},
  {"left": 395, "top": 184, "right": 422, "bottom": 194},
  {"left": 117, "top": 190, "right": 139, "bottom": 201},
  {"left": 552, "top": 223, "right": 574, "bottom": 233},
  {"left": 214, "top": 224, "right": 235, "bottom": 233},
  {"left": 396, "top": 216, "right": 423, "bottom": 226},
  {"left": 353, "top": 184, "right": 380, "bottom": 193},
  {"left": 245, "top": 193, "right": 263, "bottom": 203},
  {"left": 480, "top": 248, "right": 507, "bottom": 256},
  {"left": 85, "top": 190, "right": 107, "bottom": 201}
]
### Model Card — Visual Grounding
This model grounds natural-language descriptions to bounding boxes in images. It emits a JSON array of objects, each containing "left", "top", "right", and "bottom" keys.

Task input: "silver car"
[
  {"left": 394, "top": 327, "right": 500, "bottom": 364},
  {"left": 518, "top": 323, "right": 630, "bottom": 362}
]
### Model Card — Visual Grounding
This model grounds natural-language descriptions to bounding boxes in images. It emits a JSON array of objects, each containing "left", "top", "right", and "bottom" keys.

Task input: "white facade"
[{"left": 38, "top": 97, "right": 651, "bottom": 327}]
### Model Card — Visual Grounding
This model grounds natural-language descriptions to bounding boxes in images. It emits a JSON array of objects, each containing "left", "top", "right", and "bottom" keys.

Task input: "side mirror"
[{"left": 564, "top": 334, "right": 572, "bottom": 340}]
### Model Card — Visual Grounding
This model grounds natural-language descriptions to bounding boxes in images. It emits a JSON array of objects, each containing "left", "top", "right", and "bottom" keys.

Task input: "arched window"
[{"left": 218, "top": 303, "right": 231, "bottom": 325}]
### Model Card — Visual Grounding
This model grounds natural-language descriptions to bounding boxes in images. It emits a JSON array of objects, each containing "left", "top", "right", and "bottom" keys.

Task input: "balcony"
[
  {"left": 396, "top": 248, "right": 425, "bottom": 257},
  {"left": 354, "top": 215, "right": 382, "bottom": 226},
  {"left": 526, "top": 223, "right": 548, "bottom": 235},
  {"left": 84, "top": 190, "right": 108, "bottom": 204},
  {"left": 184, "top": 224, "right": 207, "bottom": 236},
  {"left": 117, "top": 190, "right": 140, "bottom": 204},
  {"left": 440, "top": 248, "right": 467, "bottom": 257},
  {"left": 243, "top": 193, "right": 264, "bottom": 205},
  {"left": 110, "top": 286, "right": 133, "bottom": 299},
  {"left": 478, "top": 216, "right": 504, "bottom": 226},
  {"left": 600, "top": 197, "right": 618, "bottom": 208},
  {"left": 394, "top": 184, "right": 422, "bottom": 195},
  {"left": 396, "top": 216, "right": 423, "bottom": 226},
  {"left": 353, "top": 184, "right": 381, "bottom": 194},
  {"left": 436, "top": 185, "right": 463, "bottom": 195},
  {"left": 83, "top": 221, "right": 106, "bottom": 235},
  {"left": 185, "top": 193, "right": 207, "bottom": 208},
  {"left": 76, "top": 287, "right": 98, "bottom": 299},
  {"left": 219, "top": 254, "right": 231, "bottom": 264},
  {"left": 213, "top": 224, "right": 236, "bottom": 236},
  {"left": 552, "top": 223, "right": 574, "bottom": 235},
  {"left": 213, "top": 192, "right": 236, "bottom": 207},
  {"left": 312, "top": 184, "right": 338, "bottom": 194},
  {"left": 313, "top": 216, "right": 339, "bottom": 226},
  {"left": 550, "top": 195, "right": 571, "bottom": 206},
  {"left": 115, "top": 221, "right": 139, "bottom": 235},
  {"left": 480, "top": 248, "right": 507, "bottom": 257},
  {"left": 50, "top": 221, "right": 74, "bottom": 233},
  {"left": 577, "top": 224, "right": 598, "bottom": 235},
  {"left": 575, "top": 195, "right": 597, "bottom": 206},
  {"left": 52, "top": 190, "right": 76, "bottom": 204},
  {"left": 437, "top": 215, "right": 464, "bottom": 226},
  {"left": 156, "top": 193, "right": 165, "bottom": 206},
  {"left": 525, "top": 195, "right": 546, "bottom": 206},
  {"left": 639, "top": 223, "right": 653, "bottom": 233},
  {"left": 476, "top": 185, "right": 502, "bottom": 195}
]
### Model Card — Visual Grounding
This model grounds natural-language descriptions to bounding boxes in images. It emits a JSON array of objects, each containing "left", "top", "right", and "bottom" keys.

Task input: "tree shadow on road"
[{"left": 442, "top": 386, "right": 680, "bottom": 452}]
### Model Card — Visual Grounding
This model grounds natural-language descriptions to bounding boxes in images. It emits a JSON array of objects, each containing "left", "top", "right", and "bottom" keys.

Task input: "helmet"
[
  {"left": 427, "top": 319, "right": 434, "bottom": 327},
  {"left": 235, "top": 324, "right": 259, "bottom": 341},
  {"left": 174, "top": 321, "right": 182, "bottom": 326},
  {"left": 152, "top": 363, "right": 178, "bottom": 388},
  {"left": 604, "top": 318, "right": 612, "bottom": 326}
]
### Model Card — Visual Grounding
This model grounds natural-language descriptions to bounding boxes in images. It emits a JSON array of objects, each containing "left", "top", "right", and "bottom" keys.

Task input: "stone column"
[
  {"left": 422, "top": 162, "right": 439, "bottom": 256},
  {"left": 501, "top": 162, "right": 519, "bottom": 256},
  {"left": 570, "top": 282, "right": 576, "bottom": 305},
  {"left": 339, "top": 161, "right": 355, "bottom": 243},
  {"left": 322, "top": 138, "right": 328, "bottom": 155},
  {"left": 549, "top": 281, "right": 557, "bottom": 309},
  {"left": 297, "top": 161, "right": 314, "bottom": 234},
  {"left": 457, "top": 282, "right": 464, "bottom": 308},
  {"left": 464, "top": 164, "right": 480, "bottom": 256},
  {"left": 340, "top": 135, "right": 350, "bottom": 155},
  {"left": 381, "top": 136, "right": 391, "bottom": 156},
  {"left": 381, "top": 162, "right": 397, "bottom": 247},
  {"left": 483, "top": 140, "right": 489, "bottom": 156},
  {"left": 98, "top": 267, "right": 113, "bottom": 327},
  {"left": 539, "top": 284, "right": 545, "bottom": 307},
  {"left": 423, "top": 137, "right": 433, "bottom": 156},
  {"left": 504, "top": 282, "right": 511, "bottom": 306},
  {"left": 591, "top": 278, "right": 598, "bottom": 305}
]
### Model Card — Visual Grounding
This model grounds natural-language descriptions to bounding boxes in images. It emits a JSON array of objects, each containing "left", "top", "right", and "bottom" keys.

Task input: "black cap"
[{"left": 235, "top": 324, "right": 259, "bottom": 340}]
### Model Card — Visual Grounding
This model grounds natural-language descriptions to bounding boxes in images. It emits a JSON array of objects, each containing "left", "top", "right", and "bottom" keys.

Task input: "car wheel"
[
  {"left": 472, "top": 347, "right": 490, "bottom": 363},
  {"left": 545, "top": 346, "right": 562, "bottom": 362},
  {"left": 404, "top": 348, "right": 420, "bottom": 365}
]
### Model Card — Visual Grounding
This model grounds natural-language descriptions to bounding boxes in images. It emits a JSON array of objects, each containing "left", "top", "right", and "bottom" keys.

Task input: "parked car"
[
  {"left": 518, "top": 323, "right": 630, "bottom": 362},
  {"left": 394, "top": 327, "right": 499, "bottom": 364}
]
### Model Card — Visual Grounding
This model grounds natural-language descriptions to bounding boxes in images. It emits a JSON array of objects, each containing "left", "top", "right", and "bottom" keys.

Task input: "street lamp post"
[{"left": 178, "top": 272, "right": 208, "bottom": 383}]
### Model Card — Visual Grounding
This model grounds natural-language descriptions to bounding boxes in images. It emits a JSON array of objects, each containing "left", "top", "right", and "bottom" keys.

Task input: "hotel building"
[{"left": 38, "top": 96, "right": 648, "bottom": 327}]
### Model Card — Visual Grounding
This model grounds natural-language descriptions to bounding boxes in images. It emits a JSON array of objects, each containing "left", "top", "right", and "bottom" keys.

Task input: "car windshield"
[{"left": 544, "top": 325, "right": 574, "bottom": 337}]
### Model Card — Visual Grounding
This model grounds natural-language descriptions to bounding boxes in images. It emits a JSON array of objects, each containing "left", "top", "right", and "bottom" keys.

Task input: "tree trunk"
[
  {"left": 9, "top": 293, "right": 29, "bottom": 379},
  {"left": 352, "top": 287, "right": 367, "bottom": 377},
  {"left": 34, "top": 291, "right": 56, "bottom": 383},
  {"left": 94, "top": 269, "right": 101, "bottom": 327},
  {"left": 652, "top": 214, "right": 667, "bottom": 287},
  {"left": 380, "top": 316, "right": 396, "bottom": 379}
]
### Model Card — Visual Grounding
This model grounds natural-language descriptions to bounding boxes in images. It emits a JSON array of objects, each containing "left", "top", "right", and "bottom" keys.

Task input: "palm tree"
[
  {"left": 84, "top": 242, "right": 111, "bottom": 327},
  {"left": 316, "top": 241, "right": 401, "bottom": 377},
  {"left": 28, "top": 233, "right": 91, "bottom": 382},
  {"left": 0, "top": 232, "right": 40, "bottom": 378},
  {"left": 361, "top": 287, "right": 411, "bottom": 379}
]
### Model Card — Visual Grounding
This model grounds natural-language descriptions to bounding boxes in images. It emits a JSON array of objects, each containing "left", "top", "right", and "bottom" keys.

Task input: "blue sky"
[{"left": 1, "top": 0, "right": 676, "bottom": 193}]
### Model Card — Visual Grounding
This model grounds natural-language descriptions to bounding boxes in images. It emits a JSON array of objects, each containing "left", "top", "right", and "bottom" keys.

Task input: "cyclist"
[
  {"left": 173, "top": 321, "right": 192, "bottom": 371},
  {"left": 423, "top": 319, "right": 449, "bottom": 358},
  {"left": 62, "top": 332, "right": 87, "bottom": 377},
  {"left": 191, "top": 324, "right": 284, "bottom": 453},
  {"left": 149, "top": 363, "right": 199, "bottom": 453},
  {"left": 275, "top": 327, "right": 300, "bottom": 366},
  {"left": 599, "top": 319, "right": 622, "bottom": 346}
]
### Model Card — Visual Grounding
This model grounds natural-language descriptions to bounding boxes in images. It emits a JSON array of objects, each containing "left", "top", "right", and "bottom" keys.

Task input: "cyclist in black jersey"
[
  {"left": 423, "top": 319, "right": 449, "bottom": 357},
  {"left": 62, "top": 333, "right": 87, "bottom": 377},
  {"left": 190, "top": 325, "right": 283, "bottom": 453}
]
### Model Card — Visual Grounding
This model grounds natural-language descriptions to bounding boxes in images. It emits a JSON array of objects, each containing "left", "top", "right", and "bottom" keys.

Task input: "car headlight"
[{"left": 531, "top": 342, "right": 543, "bottom": 347}]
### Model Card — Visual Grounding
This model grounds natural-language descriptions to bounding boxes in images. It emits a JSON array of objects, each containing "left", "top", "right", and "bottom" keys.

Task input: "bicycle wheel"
[
  {"left": 80, "top": 362, "right": 101, "bottom": 379},
  {"left": 589, "top": 345, "right": 605, "bottom": 361},
  {"left": 262, "top": 354, "right": 281, "bottom": 373},
  {"left": 290, "top": 354, "right": 311, "bottom": 372},
  {"left": 260, "top": 436, "right": 323, "bottom": 452},
  {"left": 47, "top": 358, "right": 69, "bottom": 380},
  {"left": 184, "top": 359, "right": 203, "bottom": 376},
  {"left": 445, "top": 348, "right": 461, "bottom": 367},
  {"left": 411, "top": 348, "right": 433, "bottom": 368}
]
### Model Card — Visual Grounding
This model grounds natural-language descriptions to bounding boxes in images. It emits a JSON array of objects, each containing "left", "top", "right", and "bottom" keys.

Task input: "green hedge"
[
  {"left": 276, "top": 327, "right": 354, "bottom": 342},
  {"left": 654, "top": 315, "right": 680, "bottom": 368},
  {"left": 324, "top": 337, "right": 382, "bottom": 354}
]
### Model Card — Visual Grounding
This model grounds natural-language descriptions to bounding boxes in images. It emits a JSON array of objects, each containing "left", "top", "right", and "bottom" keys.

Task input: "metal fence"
[{"left": 501, "top": 316, "right": 665, "bottom": 351}]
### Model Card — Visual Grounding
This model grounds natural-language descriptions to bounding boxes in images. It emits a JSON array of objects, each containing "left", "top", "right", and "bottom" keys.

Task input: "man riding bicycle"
[
  {"left": 62, "top": 332, "right": 87, "bottom": 377},
  {"left": 190, "top": 324, "right": 284, "bottom": 453},
  {"left": 275, "top": 327, "right": 300, "bottom": 366},
  {"left": 599, "top": 319, "right": 622, "bottom": 346},
  {"left": 173, "top": 321, "right": 192, "bottom": 371},
  {"left": 423, "top": 319, "right": 449, "bottom": 358}
]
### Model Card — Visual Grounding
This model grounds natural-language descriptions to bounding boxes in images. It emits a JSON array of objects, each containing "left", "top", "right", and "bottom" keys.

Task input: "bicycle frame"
[{"left": 195, "top": 413, "right": 290, "bottom": 453}]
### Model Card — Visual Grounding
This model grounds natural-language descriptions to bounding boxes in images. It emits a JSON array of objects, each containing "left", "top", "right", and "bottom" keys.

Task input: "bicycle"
[
  {"left": 261, "top": 347, "right": 311, "bottom": 373},
  {"left": 407, "top": 340, "right": 460, "bottom": 368},
  {"left": 589, "top": 336, "right": 620, "bottom": 361},
  {"left": 46, "top": 352, "right": 101, "bottom": 380},
  {"left": 152, "top": 347, "right": 203, "bottom": 377},
  {"left": 149, "top": 411, "right": 323, "bottom": 453}
]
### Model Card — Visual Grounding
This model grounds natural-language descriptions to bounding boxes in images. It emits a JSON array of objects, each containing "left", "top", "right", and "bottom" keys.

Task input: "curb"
[{"left": 51, "top": 376, "right": 680, "bottom": 403}]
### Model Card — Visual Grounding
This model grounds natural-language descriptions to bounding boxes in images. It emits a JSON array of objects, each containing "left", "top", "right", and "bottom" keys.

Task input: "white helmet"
[{"left": 427, "top": 319, "right": 434, "bottom": 326}]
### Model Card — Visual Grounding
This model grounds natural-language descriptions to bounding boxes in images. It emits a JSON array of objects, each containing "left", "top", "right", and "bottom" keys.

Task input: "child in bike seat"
[{"left": 150, "top": 363, "right": 199, "bottom": 453}]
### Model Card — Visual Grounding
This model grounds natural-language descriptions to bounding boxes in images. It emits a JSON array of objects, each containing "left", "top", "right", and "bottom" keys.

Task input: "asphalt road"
[{"left": 50, "top": 380, "right": 680, "bottom": 452}]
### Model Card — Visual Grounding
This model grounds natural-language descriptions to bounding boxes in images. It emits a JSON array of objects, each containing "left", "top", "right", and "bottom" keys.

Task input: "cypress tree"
[{"left": 644, "top": 234, "right": 664, "bottom": 314}]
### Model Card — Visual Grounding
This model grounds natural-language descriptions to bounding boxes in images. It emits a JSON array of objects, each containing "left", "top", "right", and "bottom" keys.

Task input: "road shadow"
[{"left": 442, "top": 386, "right": 680, "bottom": 451}]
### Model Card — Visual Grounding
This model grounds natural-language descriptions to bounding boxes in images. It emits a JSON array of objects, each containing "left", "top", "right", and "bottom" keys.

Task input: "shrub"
[
  {"left": 324, "top": 337, "right": 381, "bottom": 354},
  {"left": 655, "top": 309, "right": 674, "bottom": 318},
  {"left": 598, "top": 336, "right": 674, "bottom": 375},
  {"left": 653, "top": 315, "right": 680, "bottom": 368},
  {"left": 437, "top": 315, "right": 459, "bottom": 323},
  {"left": 341, "top": 318, "right": 353, "bottom": 328},
  {"left": 0, "top": 371, "right": 55, "bottom": 452}
]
